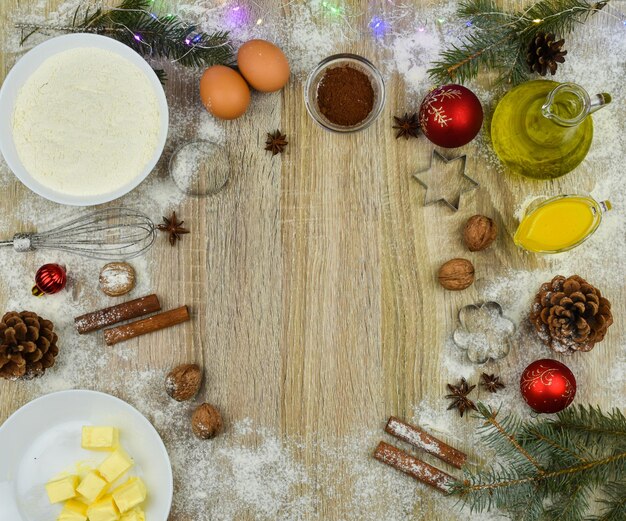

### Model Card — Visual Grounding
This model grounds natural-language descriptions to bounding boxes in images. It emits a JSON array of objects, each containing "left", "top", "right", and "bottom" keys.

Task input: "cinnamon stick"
[
  {"left": 75, "top": 294, "right": 161, "bottom": 334},
  {"left": 373, "top": 441, "right": 454, "bottom": 493},
  {"left": 385, "top": 416, "right": 467, "bottom": 469},
  {"left": 103, "top": 306, "right": 190, "bottom": 345}
]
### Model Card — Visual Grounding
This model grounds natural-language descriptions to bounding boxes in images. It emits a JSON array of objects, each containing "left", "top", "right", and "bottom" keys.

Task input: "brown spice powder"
[{"left": 317, "top": 65, "right": 375, "bottom": 126}]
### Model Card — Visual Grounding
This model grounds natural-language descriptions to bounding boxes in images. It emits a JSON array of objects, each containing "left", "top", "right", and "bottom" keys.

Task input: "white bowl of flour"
[{"left": 0, "top": 34, "right": 168, "bottom": 206}]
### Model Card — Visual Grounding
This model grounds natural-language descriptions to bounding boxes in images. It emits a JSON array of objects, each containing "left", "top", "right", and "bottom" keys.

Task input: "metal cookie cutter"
[
  {"left": 452, "top": 301, "right": 515, "bottom": 364},
  {"left": 412, "top": 149, "right": 479, "bottom": 211}
]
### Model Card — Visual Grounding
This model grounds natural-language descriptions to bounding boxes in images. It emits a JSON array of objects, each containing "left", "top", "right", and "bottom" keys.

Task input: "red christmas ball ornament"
[
  {"left": 32, "top": 264, "right": 67, "bottom": 297},
  {"left": 520, "top": 359, "right": 576, "bottom": 414},
  {"left": 418, "top": 84, "right": 483, "bottom": 148}
]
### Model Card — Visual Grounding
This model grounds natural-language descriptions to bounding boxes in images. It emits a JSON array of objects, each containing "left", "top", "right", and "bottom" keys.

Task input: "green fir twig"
[
  {"left": 479, "top": 403, "right": 544, "bottom": 472},
  {"left": 590, "top": 481, "right": 626, "bottom": 521},
  {"left": 428, "top": 0, "right": 612, "bottom": 85},
  {"left": 452, "top": 404, "right": 626, "bottom": 521},
  {"left": 16, "top": 0, "right": 233, "bottom": 70}
]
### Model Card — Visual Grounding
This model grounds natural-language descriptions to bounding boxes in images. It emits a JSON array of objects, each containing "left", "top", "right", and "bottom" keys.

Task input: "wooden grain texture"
[{"left": 0, "top": 1, "right": 624, "bottom": 520}]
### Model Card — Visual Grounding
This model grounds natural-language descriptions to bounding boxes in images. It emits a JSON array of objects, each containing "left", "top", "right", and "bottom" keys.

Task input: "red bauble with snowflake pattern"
[
  {"left": 520, "top": 359, "right": 577, "bottom": 414},
  {"left": 418, "top": 84, "right": 483, "bottom": 148}
]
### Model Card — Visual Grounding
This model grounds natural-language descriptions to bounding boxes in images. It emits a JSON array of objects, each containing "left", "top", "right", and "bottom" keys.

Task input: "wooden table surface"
[{"left": 1, "top": 1, "right": 624, "bottom": 520}]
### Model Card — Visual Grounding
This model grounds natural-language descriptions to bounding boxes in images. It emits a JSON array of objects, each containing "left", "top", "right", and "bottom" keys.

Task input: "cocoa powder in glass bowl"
[
  {"left": 317, "top": 66, "right": 375, "bottom": 126},
  {"left": 305, "top": 54, "right": 385, "bottom": 133}
]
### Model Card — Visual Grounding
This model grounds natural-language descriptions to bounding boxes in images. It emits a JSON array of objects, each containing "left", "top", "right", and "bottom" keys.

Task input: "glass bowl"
[
  {"left": 169, "top": 140, "right": 230, "bottom": 197},
  {"left": 304, "top": 54, "right": 385, "bottom": 133}
]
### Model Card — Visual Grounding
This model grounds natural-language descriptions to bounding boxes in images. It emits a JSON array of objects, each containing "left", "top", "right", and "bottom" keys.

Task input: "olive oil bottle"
[{"left": 491, "top": 81, "right": 610, "bottom": 180}]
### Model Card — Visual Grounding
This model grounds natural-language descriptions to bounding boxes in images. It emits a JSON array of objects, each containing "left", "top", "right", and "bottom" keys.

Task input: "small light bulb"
[
  {"left": 532, "top": 18, "right": 543, "bottom": 23},
  {"left": 256, "top": 18, "right": 263, "bottom": 25}
]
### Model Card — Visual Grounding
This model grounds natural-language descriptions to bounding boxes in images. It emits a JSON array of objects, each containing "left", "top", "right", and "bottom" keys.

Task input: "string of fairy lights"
[
  {"left": 15, "top": 0, "right": 626, "bottom": 58},
  {"left": 136, "top": 0, "right": 454, "bottom": 43}
]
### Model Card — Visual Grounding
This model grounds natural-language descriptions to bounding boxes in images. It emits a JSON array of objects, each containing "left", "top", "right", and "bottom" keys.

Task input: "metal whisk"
[{"left": 0, "top": 207, "right": 156, "bottom": 260}]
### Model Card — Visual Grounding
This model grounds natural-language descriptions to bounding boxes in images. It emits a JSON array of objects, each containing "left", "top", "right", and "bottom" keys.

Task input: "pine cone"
[
  {"left": 0, "top": 311, "right": 59, "bottom": 380},
  {"left": 530, "top": 275, "right": 613, "bottom": 354},
  {"left": 527, "top": 32, "right": 567, "bottom": 76}
]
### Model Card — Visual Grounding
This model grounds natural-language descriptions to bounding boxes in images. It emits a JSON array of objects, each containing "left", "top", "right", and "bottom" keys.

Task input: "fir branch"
[
  {"left": 590, "top": 481, "right": 626, "bottom": 521},
  {"left": 553, "top": 405, "right": 626, "bottom": 438},
  {"left": 478, "top": 403, "right": 544, "bottom": 472},
  {"left": 524, "top": 426, "right": 588, "bottom": 463},
  {"left": 429, "top": 0, "right": 612, "bottom": 85},
  {"left": 153, "top": 68, "right": 167, "bottom": 85},
  {"left": 544, "top": 483, "right": 590, "bottom": 521},
  {"left": 452, "top": 404, "right": 626, "bottom": 519},
  {"left": 456, "top": 451, "right": 626, "bottom": 492},
  {"left": 16, "top": 0, "right": 233, "bottom": 70}
]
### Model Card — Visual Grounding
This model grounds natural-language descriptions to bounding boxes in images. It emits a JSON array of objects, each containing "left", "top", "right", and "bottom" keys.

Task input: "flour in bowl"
[{"left": 11, "top": 47, "right": 161, "bottom": 197}]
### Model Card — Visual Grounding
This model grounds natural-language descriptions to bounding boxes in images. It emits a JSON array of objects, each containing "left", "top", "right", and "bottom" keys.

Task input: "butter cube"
[
  {"left": 57, "top": 499, "right": 88, "bottom": 521},
  {"left": 98, "top": 449, "right": 134, "bottom": 483},
  {"left": 120, "top": 508, "right": 145, "bottom": 521},
  {"left": 82, "top": 426, "right": 119, "bottom": 451},
  {"left": 45, "top": 475, "right": 79, "bottom": 504},
  {"left": 86, "top": 495, "right": 120, "bottom": 521},
  {"left": 112, "top": 478, "right": 147, "bottom": 513},
  {"left": 76, "top": 471, "right": 108, "bottom": 503}
]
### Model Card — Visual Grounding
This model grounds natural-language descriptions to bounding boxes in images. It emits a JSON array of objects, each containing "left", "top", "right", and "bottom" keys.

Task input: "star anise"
[
  {"left": 445, "top": 377, "right": 477, "bottom": 417},
  {"left": 480, "top": 373, "right": 505, "bottom": 393},
  {"left": 157, "top": 211, "right": 189, "bottom": 246},
  {"left": 265, "top": 130, "right": 288, "bottom": 155},
  {"left": 392, "top": 112, "right": 420, "bottom": 140}
]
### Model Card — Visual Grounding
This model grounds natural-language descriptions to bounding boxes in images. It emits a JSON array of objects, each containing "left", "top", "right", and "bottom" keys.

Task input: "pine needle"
[
  {"left": 428, "top": 0, "right": 612, "bottom": 85},
  {"left": 590, "top": 481, "right": 626, "bottom": 521},
  {"left": 17, "top": 0, "right": 233, "bottom": 71},
  {"left": 451, "top": 403, "right": 626, "bottom": 519}
]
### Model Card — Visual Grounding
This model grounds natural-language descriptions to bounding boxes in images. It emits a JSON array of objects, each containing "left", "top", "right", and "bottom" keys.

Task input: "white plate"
[
  {"left": 0, "top": 390, "right": 173, "bottom": 521},
  {"left": 0, "top": 33, "right": 169, "bottom": 206}
]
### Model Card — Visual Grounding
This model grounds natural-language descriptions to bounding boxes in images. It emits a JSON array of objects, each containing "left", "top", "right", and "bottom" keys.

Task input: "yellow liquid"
[
  {"left": 491, "top": 81, "right": 593, "bottom": 180},
  {"left": 514, "top": 196, "right": 604, "bottom": 253}
]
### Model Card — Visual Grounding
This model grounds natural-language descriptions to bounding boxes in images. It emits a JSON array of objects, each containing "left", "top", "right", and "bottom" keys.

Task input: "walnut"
[
  {"left": 191, "top": 403, "right": 223, "bottom": 439},
  {"left": 463, "top": 215, "right": 497, "bottom": 252},
  {"left": 166, "top": 363, "right": 202, "bottom": 401},
  {"left": 438, "top": 259, "right": 475, "bottom": 290},
  {"left": 99, "top": 262, "right": 136, "bottom": 297}
]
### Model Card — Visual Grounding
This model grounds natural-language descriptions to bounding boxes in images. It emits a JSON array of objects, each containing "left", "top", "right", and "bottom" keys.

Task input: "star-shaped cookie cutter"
[{"left": 412, "top": 149, "right": 480, "bottom": 211}]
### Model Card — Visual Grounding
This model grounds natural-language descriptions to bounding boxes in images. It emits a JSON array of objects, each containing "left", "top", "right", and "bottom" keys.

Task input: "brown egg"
[
  {"left": 199, "top": 65, "right": 250, "bottom": 120},
  {"left": 237, "top": 39, "right": 290, "bottom": 92}
]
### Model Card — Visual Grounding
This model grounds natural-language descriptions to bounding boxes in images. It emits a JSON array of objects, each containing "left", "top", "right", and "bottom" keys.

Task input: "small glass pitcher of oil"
[
  {"left": 492, "top": 81, "right": 611, "bottom": 180},
  {"left": 514, "top": 195, "right": 611, "bottom": 253}
]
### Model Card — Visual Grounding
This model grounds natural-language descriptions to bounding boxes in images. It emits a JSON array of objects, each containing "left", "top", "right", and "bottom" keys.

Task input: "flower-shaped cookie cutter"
[{"left": 452, "top": 301, "right": 515, "bottom": 364}]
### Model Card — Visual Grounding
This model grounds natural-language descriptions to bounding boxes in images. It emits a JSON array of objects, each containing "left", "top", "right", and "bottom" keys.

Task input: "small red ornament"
[
  {"left": 32, "top": 264, "right": 67, "bottom": 297},
  {"left": 418, "top": 84, "right": 483, "bottom": 148},
  {"left": 520, "top": 359, "right": 576, "bottom": 414}
]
